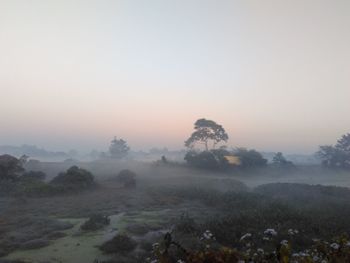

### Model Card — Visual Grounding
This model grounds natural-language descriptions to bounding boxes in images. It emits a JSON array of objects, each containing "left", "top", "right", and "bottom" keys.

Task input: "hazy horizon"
[{"left": 1, "top": 0, "right": 349, "bottom": 154}]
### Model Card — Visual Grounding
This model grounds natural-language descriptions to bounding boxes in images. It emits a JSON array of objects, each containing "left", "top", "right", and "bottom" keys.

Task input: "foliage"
[
  {"left": 109, "top": 136, "right": 130, "bottom": 159},
  {"left": 184, "top": 149, "right": 231, "bottom": 170},
  {"left": 116, "top": 169, "right": 137, "bottom": 188},
  {"left": 232, "top": 148, "right": 267, "bottom": 168},
  {"left": 185, "top": 119, "right": 229, "bottom": 151},
  {"left": 150, "top": 232, "right": 350, "bottom": 263},
  {"left": 272, "top": 152, "right": 295, "bottom": 168},
  {"left": 0, "top": 154, "right": 26, "bottom": 181},
  {"left": 100, "top": 234, "right": 137, "bottom": 254},
  {"left": 50, "top": 166, "right": 96, "bottom": 191},
  {"left": 317, "top": 133, "right": 350, "bottom": 169}
]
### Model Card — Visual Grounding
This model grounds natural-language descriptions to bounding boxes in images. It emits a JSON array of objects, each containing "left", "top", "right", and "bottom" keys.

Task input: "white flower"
[
  {"left": 257, "top": 248, "right": 264, "bottom": 254},
  {"left": 264, "top": 228, "right": 277, "bottom": 236},
  {"left": 313, "top": 256, "right": 320, "bottom": 261},
  {"left": 202, "top": 230, "right": 214, "bottom": 240},
  {"left": 240, "top": 233, "right": 252, "bottom": 241},
  {"left": 152, "top": 243, "right": 159, "bottom": 248},
  {"left": 346, "top": 241, "right": 350, "bottom": 247},
  {"left": 330, "top": 243, "right": 340, "bottom": 250},
  {"left": 177, "top": 260, "right": 186, "bottom": 263},
  {"left": 280, "top": 240, "right": 288, "bottom": 246},
  {"left": 288, "top": 229, "right": 299, "bottom": 235}
]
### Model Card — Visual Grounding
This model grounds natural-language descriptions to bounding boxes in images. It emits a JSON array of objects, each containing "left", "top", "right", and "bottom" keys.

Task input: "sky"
[{"left": 0, "top": 0, "right": 349, "bottom": 154}]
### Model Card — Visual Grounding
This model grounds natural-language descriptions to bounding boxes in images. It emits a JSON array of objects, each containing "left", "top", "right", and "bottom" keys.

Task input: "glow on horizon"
[{"left": 0, "top": 0, "right": 349, "bottom": 153}]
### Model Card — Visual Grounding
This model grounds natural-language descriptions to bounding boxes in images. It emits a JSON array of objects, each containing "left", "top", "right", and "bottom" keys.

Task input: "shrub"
[
  {"left": 185, "top": 149, "right": 230, "bottom": 170},
  {"left": 272, "top": 152, "right": 295, "bottom": 169},
  {"left": 80, "top": 214, "right": 110, "bottom": 231},
  {"left": 116, "top": 169, "right": 136, "bottom": 188},
  {"left": 50, "top": 166, "right": 95, "bottom": 191},
  {"left": 233, "top": 148, "right": 267, "bottom": 168},
  {"left": 0, "top": 154, "right": 25, "bottom": 181},
  {"left": 100, "top": 234, "right": 137, "bottom": 254}
]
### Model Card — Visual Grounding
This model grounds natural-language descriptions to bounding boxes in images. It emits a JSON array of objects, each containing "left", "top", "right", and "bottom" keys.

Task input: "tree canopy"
[
  {"left": 0, "top": 154, "right": 27, "bottom": 181},
  {"left": 109, "top": 137, "right": 130, "bottom": 159},
  {"left": 272, "top": 152, "right": 294, "bottom": 168},
  {"left": 317, "top": 133, "right": 350, "bottom": 169},
  {"left": 185, "top": 118, "right": 228, "bottom": 151}
]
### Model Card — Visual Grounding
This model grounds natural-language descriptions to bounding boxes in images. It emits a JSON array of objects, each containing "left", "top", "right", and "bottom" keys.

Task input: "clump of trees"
[
  {"left": 0, "top": 156, "right": 96, "bottom": 197},
  {"left": 184, "top": 119, "right": 267, "bottom": 170},
  {"left": 233, "top": 148, "right": 267, "bottom": 169},
  {"left": 317, "top": 133, "right": 350, "bottom": 169},
  {"left": 0, "top": 154, "right": 27, "bottom": 181},
  {"left": 271, "top": 152, "right": 294, "bottom": 168},
  {"left": 109, "top": 136, "right": 130, "bottom": 159}
]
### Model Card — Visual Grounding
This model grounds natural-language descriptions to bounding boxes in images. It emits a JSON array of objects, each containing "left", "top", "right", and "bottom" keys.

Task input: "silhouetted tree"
[
  {"left": 317, "top": 133, "right": 350, "bottom": 169},
  {"left": 185, "top": 118, "right": 228, "bottom": 151},
  {"left": 0, "top": 154, "right": 26, "bottom": 181},
  {"left": 272, "top": 152, "right": 294, "bottom": 168},
  {"left": 109, "top": 137, "right": 130, "bottom": 159}
]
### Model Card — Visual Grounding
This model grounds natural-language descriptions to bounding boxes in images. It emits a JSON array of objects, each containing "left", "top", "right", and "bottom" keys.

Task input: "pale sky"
[{"left": 0, "top": 0, "right": 349, "bottom": 153}]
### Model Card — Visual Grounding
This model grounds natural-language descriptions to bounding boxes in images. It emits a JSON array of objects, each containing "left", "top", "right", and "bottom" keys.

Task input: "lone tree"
[
  {"left": 317, "top": 133, "right": 350, "bottom": 168},
  {"left": 185, "top": 118, "right": 229, "bottom": 151},
  {"left": 109, "top": 137, "right": 130, "bottom": 159}
]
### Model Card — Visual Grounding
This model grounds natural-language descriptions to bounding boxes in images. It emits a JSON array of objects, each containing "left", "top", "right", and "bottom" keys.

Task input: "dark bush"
[
  {"left": 272, "top": 152, "right": 295, "bottom": 169},
  {"left": 50, "top": 166, "right": 96, "bottom": 191},
  {"left": 185, "top": 150, "right": 230, "bottom": 170},
  {"left": 100, "top": 234, "right": 137, "bottom": 254},
  {"left": 233, "top": 148, "right": 267, "bottom": 168},
  {"left": 0, "top": 154, "right": 24, "bottom": 181},
  {"left": 116, "top": 169, "right": 136, "bottom": 188},
  {"left": 80, "top": 214, "right": 110, "bottom": 231}
]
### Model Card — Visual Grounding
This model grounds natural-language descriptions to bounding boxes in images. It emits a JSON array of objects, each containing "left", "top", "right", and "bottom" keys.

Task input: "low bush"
[
  {"left": 50, "top": 166, "right": 96, "bottom": 191},
  {"left": 80, "top": 214, "right": 110, "bottom": 231},
  {"left": 100, "top": 234, "right": 137, "bottom": 254}
]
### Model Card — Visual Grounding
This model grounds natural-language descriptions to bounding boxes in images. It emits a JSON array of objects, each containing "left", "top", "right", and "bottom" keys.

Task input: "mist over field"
[{"left": 1, "top": 1, "right": 350, "bottom": 263}]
